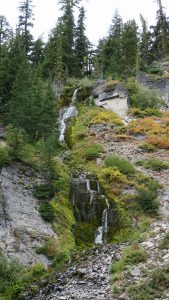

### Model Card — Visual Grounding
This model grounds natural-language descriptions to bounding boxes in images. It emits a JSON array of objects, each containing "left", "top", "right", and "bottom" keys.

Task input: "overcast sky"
[{"left": 1, "top": 0, "right": 169, "bottom": 46}]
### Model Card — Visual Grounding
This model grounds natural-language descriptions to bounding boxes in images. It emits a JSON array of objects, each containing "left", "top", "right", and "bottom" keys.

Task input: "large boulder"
[{"left": 93, "top": 79, "right": 129, "bottom": 116}]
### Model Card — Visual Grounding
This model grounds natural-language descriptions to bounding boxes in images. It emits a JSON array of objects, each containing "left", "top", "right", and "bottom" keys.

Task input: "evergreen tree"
[
  {"left": 0, "top": 44, "right": 10, "bottom": 112},
  {"left": 10, "top": 55, "right": 33, "bottom": 135},
  {"left": 31, "top": 37, "right": 44, "bottom": 68},
  {"left": 0, "top": 16, "right": 12, "bottom": 45},
  {"left": 58, "top": 0, "right": 75, "bottom": 76},
  {"left": 74, "top": 6, "right": 89, "bottom": 77},
  {"left": 121, "top": 19, "right": 139, "bottom": 76},
  {"left": 18, "top": 0, "right": 34, "bottom": 54},
  {"left": 150, "top": 0, "right": 169, "bottom": 58},
  {"left": 139, "top": 14, "right": 151, "bottom": 69},
  {"left": 96, "top": 10, "right": 123, "bottom": 78},
  {"left": 42, "top": 21, "right": 65, "bottom": 83}
]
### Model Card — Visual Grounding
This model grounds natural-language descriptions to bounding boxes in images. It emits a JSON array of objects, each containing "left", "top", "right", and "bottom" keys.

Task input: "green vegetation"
[
  {"left": 83, "top": 143, "right": 103, "bottom": 160},
  {"left": 39, "top": 202, "right": 56, "bottom": 221},
  {"left": 126, "top": 78, "right": 163, "bottom": 109},
  {"left": 135, "top": 158, "right": 169, "bottom": 171},
  {"left": 158, "top": 232, "right": 169, "bottom": 250},
  {"left": 0, "top": 146, "right": 11, "bottom": 167},
  {"left": 104, "top": 155, "right": 135, "bottom": 176},
  {"left": 129, "top": 107, "right": 162, "bottom": 118},
  {"left": 138, "top": 142, "right": 156, "bottom": 152},
  {"left": 136, "top": 183, "right": 159, "bottom": 215},
  {"left": 0, "top": 247, "right": 48, "bottom": 300},
  {"left": 111, "top": 244, "right": 148, "bottom": 282},
  {"left": 128, "top": 265, "right": 169, "bottom": 300}
]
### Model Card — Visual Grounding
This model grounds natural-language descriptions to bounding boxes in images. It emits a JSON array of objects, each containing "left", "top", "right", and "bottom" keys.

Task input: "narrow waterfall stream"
[
  {"left": 58, "top": 89, "right": 114, "bottom": 246},
  {"left": 59, "top": 88, "right": 78, "bottom": 142},
  {"left": 71, "top": 173, "right": 111, "bottom": 245}
]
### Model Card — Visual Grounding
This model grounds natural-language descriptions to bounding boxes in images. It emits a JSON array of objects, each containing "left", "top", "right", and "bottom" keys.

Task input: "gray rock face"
[
  {"left": 136, "top": 72, "right": 169, "bottom": 105},
  {"left": 93, "top": 80, "right": 129, "bottom": 117},
  {"left": 0, "top": 163, "right": 57, "bottom": 266}
]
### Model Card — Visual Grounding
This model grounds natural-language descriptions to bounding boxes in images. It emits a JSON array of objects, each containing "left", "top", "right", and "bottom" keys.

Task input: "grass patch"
[
  {"left": 138, "top": 142, "right": 156, "bottom": 152},
  {"left": 135, "top": 158, "right": 169, "bottom": 171}
]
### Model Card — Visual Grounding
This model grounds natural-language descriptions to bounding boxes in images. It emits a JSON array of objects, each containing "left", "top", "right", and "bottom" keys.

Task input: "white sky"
[{"left": 1, "top": 0, "right": 169, "bottom": 46}]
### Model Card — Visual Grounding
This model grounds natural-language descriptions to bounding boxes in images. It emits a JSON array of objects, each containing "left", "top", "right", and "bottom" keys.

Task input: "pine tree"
[
  {"left": 98, "top": 10, "right": 123, "bottom": 78},
  {"left": 0, "top": 44, "right": 10, "bottom": 113},
  {"left": 150, "top": 0, "right": 169, "bottom": 58},
  {"left": 121, "top": 19, "right": 139, "bottom": 76},
  {"left": 58, "top": 0, "right": 75, "bottom": 76},
  {"left": 0, "top": 16, "right": 12, "bottom": 45},
  {"left": 31, "top": 37, "right": 44, "bottom": 68},
  {"left": 18, "top": 0, "right": 34, "bottom": 54},
  {"left": 74, "top": 6, "right": 89, "bottom": 77},
  {"left": 139, "top": 14, "right": 151, "bottom": 69}
]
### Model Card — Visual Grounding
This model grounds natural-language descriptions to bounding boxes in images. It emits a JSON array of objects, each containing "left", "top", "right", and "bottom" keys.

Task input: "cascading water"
[
  {"left": 71, "top": 173, "right": 110, "bottom": 245},
  {"left": 59, "top": 88, "right": 78, "bottom": 142},
  {"left": 94, "top": 200, "right": 109, "bottom": 244}
]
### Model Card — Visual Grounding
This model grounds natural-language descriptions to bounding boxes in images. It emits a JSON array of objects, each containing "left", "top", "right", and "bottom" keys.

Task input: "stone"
[{"left": 130, "top": 267, "right": 141, "bottom": 277}]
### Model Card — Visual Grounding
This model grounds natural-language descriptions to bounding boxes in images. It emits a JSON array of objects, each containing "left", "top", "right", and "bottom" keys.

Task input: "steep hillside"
[{"left": 21, "top": 78, "right": 169, "bottom": 300}]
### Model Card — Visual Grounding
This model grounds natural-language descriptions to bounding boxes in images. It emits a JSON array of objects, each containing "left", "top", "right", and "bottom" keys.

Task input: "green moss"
[{"left": 74, "top": 223, "right": 96, "bottom": 247}]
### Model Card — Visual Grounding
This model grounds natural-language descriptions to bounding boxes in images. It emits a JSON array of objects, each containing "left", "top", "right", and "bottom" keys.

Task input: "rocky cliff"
[{"left": 0, "top": 163, "right": 57, "bottom": 266}]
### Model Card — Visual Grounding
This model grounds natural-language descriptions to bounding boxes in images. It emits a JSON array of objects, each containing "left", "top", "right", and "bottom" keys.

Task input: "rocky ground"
[{"left": 25, "top": 117, "right": 169, "bottom": 300}]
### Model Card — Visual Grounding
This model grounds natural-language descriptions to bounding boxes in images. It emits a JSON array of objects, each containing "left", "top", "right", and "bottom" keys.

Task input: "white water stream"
[{"left": 59, "top": 88, "right": 78, "bottom": 142}]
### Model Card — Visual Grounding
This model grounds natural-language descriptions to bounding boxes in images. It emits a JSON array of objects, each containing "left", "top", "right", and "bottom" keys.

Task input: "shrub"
[
  {"left": 39, "top": 202, "right": 56, "bottom": 221},
  {"left": 28, "top": 263, "right": 46, "bottom": 281},
  {"left": 5, "top": 124, "right": 26, "bottom": 159},
  {"left": 131, "top": 87, "right": 163, "bottom": 109},
  {"left": 138, "top": 142, "right": 156, "bottom": 152},
  {"left": 123, "top": 245, "right": 148, "bottom": 264},
  {"left": 0, "top": 249, "right": 22, "bottom": 294},
  {"left": 126, "top": 78, "right": 163, "bottom": 109},
  {"left": 101, "top": 167, "right": 127, "bottom": 183},
  {"left": 147, "top": 134, "right": 169, "bottom": 149},
  {"left": 90, "top": 110, "right": 123, "bottom": 125},
  {"left": 136, "top": 158, "right": 169, "bottom": 171},
  {"left": 33, "top": 184, "right": 55, "bottom": 200},
  {"left": 136, "top": 185, "right": 159, "bottom": 215},
  {"left": 129, "top": 107, "right": 162, "bottom": 118},
  {"left": 105, "top": 155, "right": 135, "bottom": 176},
  {"left": 0, "top": 146, "right": 11, "bottom": 167},
  {"left": 83, "top": 143, "right": 103, "bottom": 160}
]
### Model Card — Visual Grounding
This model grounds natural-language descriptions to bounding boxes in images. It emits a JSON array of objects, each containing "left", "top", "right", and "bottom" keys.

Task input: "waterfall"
[
  {"left": 71, "top": 173, "right": 110, "bottom": 245},
  {"left": 59, "top": 88, "right": 78, "bottom": 142},
  {"left": 95, "top": 199, "right": 109, "bottom": 245}
]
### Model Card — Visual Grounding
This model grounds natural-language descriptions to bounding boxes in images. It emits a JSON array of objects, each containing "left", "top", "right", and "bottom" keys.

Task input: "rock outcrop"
[
  {"left": 93, "top": 80, "right": 129, "bottom": 116},
  {"left": 0, "top": 163, "right": 57, "bottom": 266}
]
